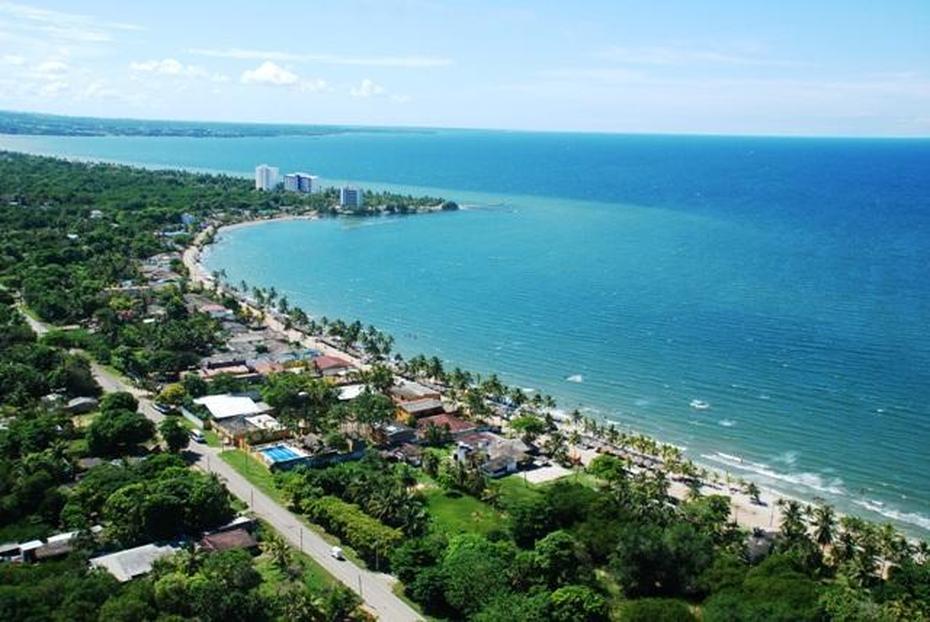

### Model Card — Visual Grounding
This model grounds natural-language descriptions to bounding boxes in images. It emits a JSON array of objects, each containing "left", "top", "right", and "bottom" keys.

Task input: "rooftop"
[
  {"left": 194, "top": 394, "right": 270, "bottom": 420},
  {"left": 313, "top": 355, "right": 353, "bottom": 371},
  {"left": 401, "top": 398, "right": 447, "bottom": 416},
  {"left": 90, "top": 542, "right": 180, "bottom": 582},
  {"left": 416, "top": 412, "right": 476, "bottom": 433},
  {"left": 199, "top": 528, "right": 258, "bottom": 552}
]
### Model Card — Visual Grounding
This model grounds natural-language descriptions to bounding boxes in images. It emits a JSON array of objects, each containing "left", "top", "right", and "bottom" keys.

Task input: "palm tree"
[
  {"left": 777, "top": 499, "right": 808, "bottom": 545},
  {"left": 262, "top": 533, "right": 292, "bottom": 572},
  {"left": 743, "top": 481, "right": 762, "bottom": 505},
  {"left": 812, "top": 504, "right": 837, "bottom": 554},
  {"left": 277, "top": 584, "right": 326, "bottom": 622}
]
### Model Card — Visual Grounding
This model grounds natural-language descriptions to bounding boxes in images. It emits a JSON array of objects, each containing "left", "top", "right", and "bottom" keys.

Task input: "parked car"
[
  {"left": 330, "top": 546, "right": 344, "bottom": 560},
  {"left": 190, "top": 430, "right": 205, "bottom": 444}
]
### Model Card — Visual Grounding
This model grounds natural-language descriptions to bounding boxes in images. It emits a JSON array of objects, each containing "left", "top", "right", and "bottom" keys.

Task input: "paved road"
[
  {"left": 19, "top": 307, "right": 421, "bottom": 621},
  {"left": 91, "top": 365, "right": 421, "bottom": 621}
]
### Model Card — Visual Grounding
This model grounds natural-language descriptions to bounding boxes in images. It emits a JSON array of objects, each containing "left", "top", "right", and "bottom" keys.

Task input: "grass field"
[{"left": 219, "top": 449, "right": 285, "bottom": 505}]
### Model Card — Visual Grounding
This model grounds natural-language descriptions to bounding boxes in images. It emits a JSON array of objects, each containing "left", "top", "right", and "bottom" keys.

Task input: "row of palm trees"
[
  {"left": 776, "top": 497, "right": 928, "bottom": 585},
  {"left": 211, "top": 277, "right": 396, "bottom": 360}
]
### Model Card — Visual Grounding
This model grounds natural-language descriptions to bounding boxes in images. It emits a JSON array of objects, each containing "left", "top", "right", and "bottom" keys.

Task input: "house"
[
  {"left": 399, "top": 398, "right": 447, "bottom": 419},
  {"left": 90, "top": 542, "right": 181, "bottom": 582},
  {"left": 387, "top": 443, "right": 423, "bottom": 466},
  {"left": 416, "top": 413, "right": 477, "bottom": 439},
  {"left": 454, "top": 431, "right": 532, "bottom": 478},
  {"left": 213, "top": 413, "right": 288, "bottom": 447},
  {"left": 199, "top": 528, "right": 258, "bottom": 553},
  {"left": 390, "top": 379, "right": 441, "bottom": 403},
  {"left": 198, "top": 303, "right": 234, "bottom": 320},
  {"left": 66, "top": 396, "right": 99, "bottom": 414},
  {"left": 248, "top": 359, "right": 286, "bottom": 376},
  {"left": 194, "top": 394, "right": 273, "bottom": 421},
  {"left": 338, "top": 383, "right": 366, "bottom": 401},
  {"left": 313, "top": 355, "right": 353, "bottom": 377},
  {"left": 371, "top": 421, "right": 416, "bottom": 447}
]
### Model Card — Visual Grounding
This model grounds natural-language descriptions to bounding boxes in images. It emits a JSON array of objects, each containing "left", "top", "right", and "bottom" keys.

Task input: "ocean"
[{"left": 2, "top": 129, "right": 929, "bottom": 536}]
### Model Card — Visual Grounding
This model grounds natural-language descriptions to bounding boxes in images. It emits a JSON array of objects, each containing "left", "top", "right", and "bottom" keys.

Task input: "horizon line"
[{"left": 2, "top": 107, "right": 929, "bottom": 141}]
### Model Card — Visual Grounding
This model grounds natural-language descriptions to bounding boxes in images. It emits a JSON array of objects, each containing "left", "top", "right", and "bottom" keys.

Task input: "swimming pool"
[{"left": 259, "top": 444, "right": 303, "bottom": 463}]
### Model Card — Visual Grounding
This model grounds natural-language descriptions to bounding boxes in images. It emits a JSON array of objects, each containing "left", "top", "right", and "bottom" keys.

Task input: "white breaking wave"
[
  {"left": 718, "top": 419, "right": 737, "bottom": 427},
  {"left": 565, "top": 374, "right": 584, "bottom": 383},
  {"left": 703, "top": 452, "right": 846, "bottom": 496},
  {"left": 853, "top": 499, "right": 930, "bottom": 531}
]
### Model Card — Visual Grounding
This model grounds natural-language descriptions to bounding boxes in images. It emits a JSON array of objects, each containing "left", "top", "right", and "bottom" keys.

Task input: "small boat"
[{"left": 689, "top": 399, "right": 711, "bottom": 410}]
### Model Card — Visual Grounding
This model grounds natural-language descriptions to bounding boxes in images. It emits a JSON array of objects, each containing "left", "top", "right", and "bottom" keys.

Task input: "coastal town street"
[{"left": 18, "top": 306, "right": 423, "bottom": 622}]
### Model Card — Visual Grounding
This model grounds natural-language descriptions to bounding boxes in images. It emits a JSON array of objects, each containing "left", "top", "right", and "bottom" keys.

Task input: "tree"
[
  {"left": 261, "top": 532, "right": 292, "bottom": 573},
  {"left": 548, "top": 585, "right": 609, "bottom": 622},
  {"left": 99, "top": 391, "right": 139, "bottom": 414},
  {"left": 441, "top": 534, "right": 516, "bottom": 616},
  {"left": 812, "top": 504, "right": 837, "bottom": 554},
  {"left": 511, "top": 415, "right": 547, "bottom": 445},
  {"left": 622, "top": 598, "right": 696, "bottom": 622},
  {"left": 157, "top": 383, "right": 188, "bottom": 406},
  {"left": 609, "top": 522, "right": 714, "bottom": 598},
  {"left": 86, "top": 409, "right": 155, "bottom": 456},
  {"left": 743, "top": 481, "right": 762, "bottom": 505},
  {"left": 159, "top": 417, "right": 189, "bottom": 453}
]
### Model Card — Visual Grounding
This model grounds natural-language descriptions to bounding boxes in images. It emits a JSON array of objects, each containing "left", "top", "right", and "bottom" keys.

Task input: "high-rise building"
[
  {"left": 339, "top": 186, "right": 364, "bottom": 208},
  {"left": 255, "top": 164, "right": 279, "bottom": 191},
  {"left": 283, "top": 172, "right": 319, "bottom": 193}
]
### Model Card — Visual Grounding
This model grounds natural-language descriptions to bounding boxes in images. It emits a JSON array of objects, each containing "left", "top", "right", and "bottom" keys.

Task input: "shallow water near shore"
[{"left": 2, "top": 130, "right": 929, "bottom": 536}]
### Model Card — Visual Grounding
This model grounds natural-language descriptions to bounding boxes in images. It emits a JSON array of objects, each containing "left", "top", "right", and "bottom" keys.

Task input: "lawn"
[
  {"left": 254, "top": 522, "right": 337, "bottom": 597},
  {"left": 219, "top": 449, "right": 285, "bottom": 505},
  {"left": 420, "top": 479, "right": 505, "bottom": 536}
]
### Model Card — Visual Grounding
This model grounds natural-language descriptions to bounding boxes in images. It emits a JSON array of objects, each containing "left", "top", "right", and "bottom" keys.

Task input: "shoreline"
[{"left": 186, "top": 216, "right": 788, "bottom": 534}]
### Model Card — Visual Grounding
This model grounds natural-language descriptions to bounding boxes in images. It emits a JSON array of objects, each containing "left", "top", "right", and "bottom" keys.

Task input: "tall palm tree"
[
  {"left": 812, "top": 504, "right": 837, "bottom": 554},
  {"left": 777, "top": 499, "right": 808, "bottom": 544}
]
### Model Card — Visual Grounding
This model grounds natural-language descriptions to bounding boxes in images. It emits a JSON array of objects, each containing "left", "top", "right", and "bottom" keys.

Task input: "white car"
[
  {"left": 330, "top": 546, "right": 344, "bottom": 560},
  {"left": 189, "top": 430, "right": 206, "bottom": 444}
]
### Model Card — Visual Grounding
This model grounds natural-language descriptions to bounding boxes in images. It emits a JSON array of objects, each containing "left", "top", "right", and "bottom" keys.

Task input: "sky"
[{"left": 0, "top": 0, "right": 928, "bottom": 136}]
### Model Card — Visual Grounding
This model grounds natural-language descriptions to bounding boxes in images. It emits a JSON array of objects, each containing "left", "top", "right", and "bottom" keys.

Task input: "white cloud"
[
  {"left": 35, "top": 60, "right": 69, "bottom": 74},
  {"left": 130, "top": 58, "right": 228, "bottom": 82},
  {"left": 350, "top": 78, "right": 385, "bottom": 98},
  {"left": 1, "top": 53, "right": 25, "bottom": 65},
  {"left": 0, "top": 1, "right": 141, "bottom": 44},
  {"left": 240, "top": 61, "right": 299, "bottom": 86},
  {"left": 190, "top": 47, "right": 452, "bottom": 68}
]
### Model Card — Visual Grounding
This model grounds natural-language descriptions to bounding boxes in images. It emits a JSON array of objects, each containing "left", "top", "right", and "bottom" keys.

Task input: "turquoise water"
[{"left": 2, "top": 130, "right": 929, "bottom": 536}]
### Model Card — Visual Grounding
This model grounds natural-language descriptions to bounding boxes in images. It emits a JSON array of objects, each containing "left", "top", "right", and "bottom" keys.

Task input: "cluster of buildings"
[
  {"left": 254, "top": 163, "right": 364, "bottom": 208},
  {"left": 254, "top": 164, "right": 319, "bottom": 195}
]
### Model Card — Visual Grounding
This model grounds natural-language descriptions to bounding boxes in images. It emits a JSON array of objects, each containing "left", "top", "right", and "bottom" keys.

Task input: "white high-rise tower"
[{"left": 255, "top": 164, "right": 279, "bottom": 191}]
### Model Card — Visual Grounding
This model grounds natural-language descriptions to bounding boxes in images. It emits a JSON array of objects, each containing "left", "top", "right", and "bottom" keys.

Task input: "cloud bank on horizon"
[{"left": 0, "top": 0, "right": 928, "bottom": 136}]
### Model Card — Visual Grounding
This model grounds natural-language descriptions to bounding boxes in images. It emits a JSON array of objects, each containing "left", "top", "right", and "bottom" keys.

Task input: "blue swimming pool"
[{"left": 260, "top": 444, "right": 302, "bottom": 463}]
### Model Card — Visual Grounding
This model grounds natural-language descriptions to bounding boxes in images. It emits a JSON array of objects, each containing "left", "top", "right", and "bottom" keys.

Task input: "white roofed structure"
[{"left": 194, "top": 394, "right": 270, "bottom": 420}]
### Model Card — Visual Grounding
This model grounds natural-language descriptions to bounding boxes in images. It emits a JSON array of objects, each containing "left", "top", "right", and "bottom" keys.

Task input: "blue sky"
[{"left": 0, "top": 0, "right": 928, "bottom": 135}]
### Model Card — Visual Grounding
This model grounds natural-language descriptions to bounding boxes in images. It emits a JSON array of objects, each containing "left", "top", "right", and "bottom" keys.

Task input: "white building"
[
  {"left": 339, "top": 186, "right": 364, "bottom": 208},
  {"left": 283, "top": 172, "right": 318, "bottom": 193},
  {"left": 255, "top": 164, "right": 279, "bottom": 191}
]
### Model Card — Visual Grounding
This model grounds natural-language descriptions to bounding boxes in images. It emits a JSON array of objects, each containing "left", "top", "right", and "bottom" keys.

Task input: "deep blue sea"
[{"left": 2, "top": 130, "right": 929, "bottom": 536}]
